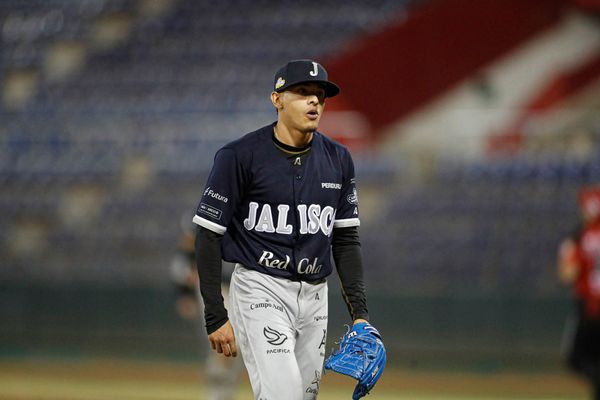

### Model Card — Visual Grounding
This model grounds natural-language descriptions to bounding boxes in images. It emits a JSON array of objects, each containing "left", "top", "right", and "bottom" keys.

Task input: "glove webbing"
[{"left": 328, "top": 334, "right": 379, "bottom": 380}]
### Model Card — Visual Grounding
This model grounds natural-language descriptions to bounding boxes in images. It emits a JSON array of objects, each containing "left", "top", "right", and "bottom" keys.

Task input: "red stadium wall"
[
  {"left": 324, "top": 0, "right": 566, "bottom": 137},
  {"left": 487, "top": 48, "right": 600, "bottom": 155},
  {"left": 571, "top": 0, "right": 600, "bottom": 13}
]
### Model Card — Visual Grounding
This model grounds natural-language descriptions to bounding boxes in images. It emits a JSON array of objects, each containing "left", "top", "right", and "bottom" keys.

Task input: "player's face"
[{"left": 276, "top": 83, "right": 326, "bottom": 133}]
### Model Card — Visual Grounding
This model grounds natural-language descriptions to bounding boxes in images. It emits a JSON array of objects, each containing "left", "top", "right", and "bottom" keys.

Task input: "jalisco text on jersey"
[{"left": 244, "top": 202, "right": 335, "bottom": 236}]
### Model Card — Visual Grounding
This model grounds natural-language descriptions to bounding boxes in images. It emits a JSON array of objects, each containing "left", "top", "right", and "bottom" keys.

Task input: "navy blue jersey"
[{"left": 193, "top": 122, "right": 360, "bottom": 282}]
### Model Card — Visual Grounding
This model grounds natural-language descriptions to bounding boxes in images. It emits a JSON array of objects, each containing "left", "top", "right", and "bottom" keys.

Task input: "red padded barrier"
[{"left": 324, "top": 0, "right": 565, "bottom": 136}]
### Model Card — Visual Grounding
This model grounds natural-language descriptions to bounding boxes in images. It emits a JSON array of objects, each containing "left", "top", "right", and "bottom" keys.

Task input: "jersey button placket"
[{"left": 293, "top": 168, "right": 304, "bottom": 279}]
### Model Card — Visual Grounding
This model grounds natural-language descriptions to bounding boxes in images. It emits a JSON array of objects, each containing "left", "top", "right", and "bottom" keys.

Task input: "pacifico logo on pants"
[
  {"left": 263, "top": 326, "right": 287, "bottom": 346},
  {"left": 258, "top": 250, "right": 322, "bottom": 274}
]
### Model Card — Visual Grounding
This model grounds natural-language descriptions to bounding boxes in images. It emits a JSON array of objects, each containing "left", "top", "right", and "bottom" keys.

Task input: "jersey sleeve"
[
  {"left": 334, "top": 149, "right": 360, "bottom": 228},
  {"left": 193, "top": 148, "right": 245, "bottom": 235}
]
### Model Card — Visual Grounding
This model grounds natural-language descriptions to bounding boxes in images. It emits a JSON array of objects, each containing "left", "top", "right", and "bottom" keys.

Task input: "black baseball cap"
[{"left": 273, "top": 59, "right": 340, "bottom": 98}]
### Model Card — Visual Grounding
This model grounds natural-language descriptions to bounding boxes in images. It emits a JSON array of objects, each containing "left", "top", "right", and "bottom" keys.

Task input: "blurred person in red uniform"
[
  {"left": 558, "top": 186, "right": 600, "bottom": 400},
  {"left": 170, "top": 219, "right": 244, "bottom": 400}
]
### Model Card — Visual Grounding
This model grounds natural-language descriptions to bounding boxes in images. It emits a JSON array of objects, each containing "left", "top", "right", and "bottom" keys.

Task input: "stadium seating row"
[{"left": 0, "top": 0, "right": 593, "bottom": 295}]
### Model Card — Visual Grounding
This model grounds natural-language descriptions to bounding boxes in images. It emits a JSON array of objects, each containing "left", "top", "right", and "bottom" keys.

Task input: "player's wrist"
[{"left": 206, "top": 316, "right": 229, "bottom": 335}]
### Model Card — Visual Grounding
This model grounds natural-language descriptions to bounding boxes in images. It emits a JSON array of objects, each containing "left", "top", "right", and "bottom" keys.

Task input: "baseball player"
[
  {"left": 192, "top": 59, "right": 376, "bottom": 399},
  {"left": 558, "top": 187, "right": 600, "bottom": 400},
  {"left": 170, "top": 219, "right": 244, "bottom": 400}
]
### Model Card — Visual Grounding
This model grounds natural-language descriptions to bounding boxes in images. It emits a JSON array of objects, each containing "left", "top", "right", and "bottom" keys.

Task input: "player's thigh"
[
  {"left": 586, "top": 319, "right": 600, "bottom": 362},
  {"left": 295, "top": 284, "right": 328, "bottom": 399},
  {"left": 230, "top": 267, "right": 304, "bottom": 399},
  {"left": 295, "top": 323, "right": 327, "bottom": 399},
  {"left": 569, "top": 318, "right": 600, "bottom": 374},
  {"left": 229, "top": 266, "right": 297, "bottom": 333}
]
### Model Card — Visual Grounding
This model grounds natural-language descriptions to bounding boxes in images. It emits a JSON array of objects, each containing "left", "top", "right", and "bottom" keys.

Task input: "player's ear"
[{"left": 271, "top": 91, "right": 283, "bottom": 111}]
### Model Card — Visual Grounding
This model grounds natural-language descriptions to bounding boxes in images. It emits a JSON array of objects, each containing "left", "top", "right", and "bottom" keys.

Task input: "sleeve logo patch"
[
  {"left": 347, "top": 188, "right": 358, "bottom": 205},
  {"left": 198, "top": 202, "right": 223, "bottom": 220},
  {"left": 203, "top": 187, "right": 228, "bottom": 203}
]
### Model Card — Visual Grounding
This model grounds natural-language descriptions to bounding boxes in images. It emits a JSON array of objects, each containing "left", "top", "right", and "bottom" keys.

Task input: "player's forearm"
[
  {"left": 336, "top": 247, "right": 369, "bottom": 321},
  {"left": 332, "top": 226, "right": 369, "bottom": 321},
  {"left": 195, "top": 225, "right": 228, "bottom": 334}
]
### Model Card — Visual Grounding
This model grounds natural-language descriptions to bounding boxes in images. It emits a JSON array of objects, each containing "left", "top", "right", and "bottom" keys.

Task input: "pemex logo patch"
[{"left": 263, "top": 326, "right": 287, "bottom": 345}]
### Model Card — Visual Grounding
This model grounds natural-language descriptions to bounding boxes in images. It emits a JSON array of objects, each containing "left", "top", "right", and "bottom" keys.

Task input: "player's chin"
[{"left": 302, "top": 119, "right": 320, "bottom": 133}]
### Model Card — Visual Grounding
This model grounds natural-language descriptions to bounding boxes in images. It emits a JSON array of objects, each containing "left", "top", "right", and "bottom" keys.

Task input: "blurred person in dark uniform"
[
  {"left": 170, "top": 218, "right": 244, "bottom": 400},
  {"left": 558, "top": 187, "right": 600, "bottom": 400}
]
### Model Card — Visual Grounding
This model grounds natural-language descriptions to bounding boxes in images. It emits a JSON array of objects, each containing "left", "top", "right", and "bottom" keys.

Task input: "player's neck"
[{"left": 274, "top": 122, "right": 313, "bottom": 148}]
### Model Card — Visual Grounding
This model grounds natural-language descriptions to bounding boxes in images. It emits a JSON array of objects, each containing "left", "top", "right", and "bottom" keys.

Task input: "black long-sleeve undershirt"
[
  {"left": 331, "top": 226, "right": 369, "bottom": 321},
  {"left": 195, "top": 225, "right": 369, "bottom": 334},
  {"left": 195, "top": 226, "right": 228, "bottom": 334}
]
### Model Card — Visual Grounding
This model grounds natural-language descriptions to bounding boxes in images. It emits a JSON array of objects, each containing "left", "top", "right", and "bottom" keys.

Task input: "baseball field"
[
  {"left": 0, "top": 287, "right": 588, "bottom": 400},
  {"left": 0, "top": 356, "right": 588, "bottom": 400}
]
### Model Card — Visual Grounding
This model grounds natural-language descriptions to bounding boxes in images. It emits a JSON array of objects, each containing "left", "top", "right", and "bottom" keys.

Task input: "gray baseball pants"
[{"left": 229, "top": 265, "right": 328, "bottom": 400}]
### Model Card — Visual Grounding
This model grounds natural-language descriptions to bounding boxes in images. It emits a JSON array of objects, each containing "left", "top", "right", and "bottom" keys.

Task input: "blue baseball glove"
[{"left": 324, "top": 322, "right": 386, "bottom": 399}]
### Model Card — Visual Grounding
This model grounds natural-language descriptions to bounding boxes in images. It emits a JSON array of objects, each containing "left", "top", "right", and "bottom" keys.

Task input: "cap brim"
[
  {"left": 321, "top": 81, "right": 341, "bottom": 98},
  {"left": 276, "top": 80, "right": 341, "bottom": 98}
]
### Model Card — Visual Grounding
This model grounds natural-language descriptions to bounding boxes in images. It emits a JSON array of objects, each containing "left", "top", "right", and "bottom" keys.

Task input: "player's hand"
[
  {"left": 558, "top": 239, "right": 579, "bottom": 284},
  {"left": 208, "top": 320, "right": 237, "bottom": 357}
]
